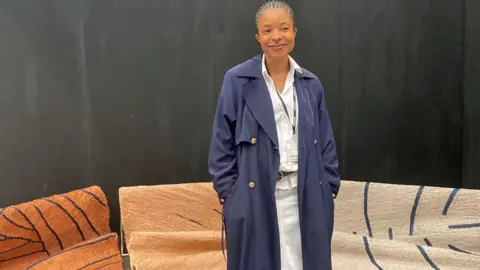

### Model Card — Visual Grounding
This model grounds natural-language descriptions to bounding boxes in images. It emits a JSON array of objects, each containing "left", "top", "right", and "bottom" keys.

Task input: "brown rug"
[
  {"left": 119, "top": 181, "right": 480, "bottom": 269},
  {"left": 0, "top": 185, "right": 121, "bottom": 269}
]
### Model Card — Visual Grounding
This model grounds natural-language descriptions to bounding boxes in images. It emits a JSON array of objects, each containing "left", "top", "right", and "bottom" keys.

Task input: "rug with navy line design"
[
  {"left": 332, "top": 181, "right": 480, "bottom": 269},
  {"left": 118, "top": 180, "right": 480, "bottom": 269}
]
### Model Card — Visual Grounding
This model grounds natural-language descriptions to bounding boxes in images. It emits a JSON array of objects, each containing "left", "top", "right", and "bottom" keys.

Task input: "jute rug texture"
[{"left": 119, "top": 181, "right": 480, "bottom": 269}]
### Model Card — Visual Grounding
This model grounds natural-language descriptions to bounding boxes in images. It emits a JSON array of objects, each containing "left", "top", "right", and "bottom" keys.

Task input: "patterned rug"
[
  {"left": 119, "top": 181, "right": 480, "bottom": 269},
  {"left": 0, "top": 186, "right": 122, "bottom": 269},
  {"left": 333, "top": 181, "right": 480, "bottom": 269}
]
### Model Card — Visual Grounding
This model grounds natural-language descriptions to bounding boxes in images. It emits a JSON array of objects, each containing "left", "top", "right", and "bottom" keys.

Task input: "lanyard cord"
[{"left": 274, "top": 84, "right": 296, "bottom": 135}]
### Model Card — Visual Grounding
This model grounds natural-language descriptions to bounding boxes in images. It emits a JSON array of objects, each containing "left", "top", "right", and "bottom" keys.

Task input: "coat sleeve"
[
  {"left": 318, "top": 84, "right": 341, "bottom": 198},
  {"left": 208, "top": 71, "right": 238, "bottom": 205}
]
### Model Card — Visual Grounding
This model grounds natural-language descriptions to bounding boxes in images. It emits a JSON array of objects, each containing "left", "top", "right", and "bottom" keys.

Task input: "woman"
[{"left": 208, "top": 1, "right": 340, "bottom": 269}]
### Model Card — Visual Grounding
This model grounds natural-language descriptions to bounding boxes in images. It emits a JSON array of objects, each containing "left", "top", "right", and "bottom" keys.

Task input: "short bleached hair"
[{"left": 255, "top": 1, "right": 295, "bottom": 26}]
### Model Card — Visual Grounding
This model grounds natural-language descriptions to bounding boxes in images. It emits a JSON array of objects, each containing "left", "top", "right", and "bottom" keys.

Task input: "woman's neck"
[{"left": 265, "top": 55, "right": 290, "bottom": 76}]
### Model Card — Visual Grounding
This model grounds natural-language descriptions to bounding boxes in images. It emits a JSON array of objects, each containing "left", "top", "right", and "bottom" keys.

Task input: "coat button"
[
  {"left": 251, "top": 137, "right": 257, "bottom": 144},
  {"left": 249, "top": 181, "right": 255, "bottom": 188},
  {"left": 220, "top": 198, "right": 225, "bottom": 204},
  {"left": 314, "top": 140, "right": 317, "bottom": 145}
]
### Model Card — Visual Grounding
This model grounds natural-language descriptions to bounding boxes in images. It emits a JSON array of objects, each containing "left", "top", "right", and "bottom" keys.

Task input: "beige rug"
[
  {"left": 119, "top": 181, "right": 480, "bottom": 269},
  {"left": 333, "top": 181, "right": 480, "bottom": 269}
]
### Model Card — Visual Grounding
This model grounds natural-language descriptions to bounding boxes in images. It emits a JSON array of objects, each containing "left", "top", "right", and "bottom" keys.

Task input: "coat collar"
[
  {"left": 261, "top": 53, "right": 302, "bottom": 78},
  {"left": 237, "top": 54, "right": 316, "bottom": 79},
  {"left": 240, "top": 54, "right": 315, "bottom": 150}
]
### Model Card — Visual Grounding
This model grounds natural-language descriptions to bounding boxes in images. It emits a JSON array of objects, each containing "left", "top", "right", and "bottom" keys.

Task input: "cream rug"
[
  {"left": 119, "top": 181, "right": 480, "bottom": 269},
  {"left": 333, "top": 181, "right": 480, "bottom": 269}
]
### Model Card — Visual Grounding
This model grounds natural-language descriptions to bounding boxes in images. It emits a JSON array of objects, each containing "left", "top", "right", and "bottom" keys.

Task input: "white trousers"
[{"left": 275, "top": 174, "right": 303, "bottom": 270}]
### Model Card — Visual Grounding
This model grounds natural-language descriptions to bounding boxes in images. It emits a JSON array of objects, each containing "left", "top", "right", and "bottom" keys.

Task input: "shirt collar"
[{"left": 261, "top": 54, "right": 302, "bottom": 78}]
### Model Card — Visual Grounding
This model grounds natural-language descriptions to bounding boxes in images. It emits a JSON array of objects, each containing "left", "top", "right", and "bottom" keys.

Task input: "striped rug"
[{"left": 0, "top": 186, "right": 122, "bottom": 269}]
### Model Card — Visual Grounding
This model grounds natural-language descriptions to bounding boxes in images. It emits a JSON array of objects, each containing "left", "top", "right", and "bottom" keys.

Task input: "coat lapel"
[
  {"left": 242, "top": 78, "right": 278, "bottom": 148},
  {"left": 238, "top": 55, "right": 279, "bottom": 148}
]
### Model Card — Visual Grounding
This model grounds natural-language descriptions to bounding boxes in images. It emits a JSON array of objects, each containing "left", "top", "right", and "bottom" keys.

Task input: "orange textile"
[
  {"left": 27, "top": 233, "right": 122, "bottom": 270},
  {"left": 119, "top": 182, "right": 221, "bottom": 246},
  {"left": 0, "top": 185, "right": 121, "bottom": 269},
  {"left": 119, "top": 182, "right": 222, "bottom": 270},
  {"left": 128, "top": 231, "right": 224, "bottom": 270}
]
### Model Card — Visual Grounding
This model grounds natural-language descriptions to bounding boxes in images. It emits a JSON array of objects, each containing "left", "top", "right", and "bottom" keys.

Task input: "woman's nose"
[{"left": 271, "top": 34, "right": 281, "bottom": 42}]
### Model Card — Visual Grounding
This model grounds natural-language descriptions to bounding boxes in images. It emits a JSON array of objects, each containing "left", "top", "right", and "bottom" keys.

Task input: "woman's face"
[{"left": 256, "top": 8, "right": 296, "bottom": 59}]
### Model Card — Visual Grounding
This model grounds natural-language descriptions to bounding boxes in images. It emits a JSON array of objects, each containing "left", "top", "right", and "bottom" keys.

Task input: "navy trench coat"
[{"left": 208, "top": 54, "right": 341, "bottom": 270}]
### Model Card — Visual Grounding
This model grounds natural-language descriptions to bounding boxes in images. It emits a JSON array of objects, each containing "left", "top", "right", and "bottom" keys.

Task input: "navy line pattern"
[
  {"left": 175, "top": 214, "right": 207, "bottom": 228},
  {"left": 417, "top": 245, "right": 439, "bottom": 270},
  {"left": 448, "top": 245, "right": 477, "bottom": 255},
  {"left": 442, "top": 188, "right": 459, "bottom": 216},
  {"left": 79, "top": 190, "right": 107, "bottom": 208},
  {"left": 11, "top": 206, "right": 47, "bottom": 255},
  {"left": 0, "top": 242, "right": 30, "bottom": 255},
  {"left": 1, "top": 211, "right": 35, "bottom": 231},
  {"left": 93, "top": 260, "right": 122, "bottom": 269},
  {"left": 0, "top": 186, "right": 118, "bottom": 269},
  {"left": 331, "top": 180, "right": 480, "bottom": 269},
  {"left": 449, "top": 223, "right": 480, "bottom": 229},
  {"left": 29, "top": 202, "right": 64, "bottom": 250},
  {"left": 0, "top": 250, "right": 46, "bottom": 263},
  {"left": 364, "top": 182, "right": 373, "bottom": 238},
  {"left": 40, "top": 198, "right": 86, "bottom": 241},
  {"left": 0, "top": 206, "right": 50, "bottom": 260},
  {"left": 76, "top": 253, "right": 119, "bottom": 269},
  {"left": 409, "top": 186, "right": 424, "bottom": 236},
  {"left": 424, "top": 238, "right": 432, "bottom": 247},
  {"left": 25, "top": 234, "right": 116, "bottom": 269},
  {"left": 0, "top": 233, "right": 41, "bottom": 243},
  {"left": 363, "top": 236, "right": 383, "bottom": 270},
  {"left": 58, "top": 195, "right": 100, "bottom": 236}
]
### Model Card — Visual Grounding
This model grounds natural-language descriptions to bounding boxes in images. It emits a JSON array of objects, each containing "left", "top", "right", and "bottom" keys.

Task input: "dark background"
[{"left": 0, "top": 0, "right": 478, "bottom": 236}]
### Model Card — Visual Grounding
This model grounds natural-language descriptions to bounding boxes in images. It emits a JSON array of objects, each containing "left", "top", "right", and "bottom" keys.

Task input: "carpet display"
[
  {"left": 119, "top": 181, "right": 480, "bottom": 269},
  {"left": 333, "top": 181, "right": 480, "bottom": 269},
  {"left": 128, "top": 231, "right": 224, "bottom": 269},
  {"left": 0, "top": 186, "right": 122, "bottom": 269},
  {"left": 119, "top": 183, "right": 222, "bottom": 270},
  {"left": 119, "top": 183, "right": 222, "bottom": 245},
  {"left": 26, "top": 233, "right": 122, "bottom": 269}
]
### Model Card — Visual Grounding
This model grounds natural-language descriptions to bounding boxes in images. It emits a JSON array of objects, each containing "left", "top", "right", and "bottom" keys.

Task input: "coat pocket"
[
  {"left": 314, "top": 137, "right": 335, "bottom": 236},
  {"left": 222, "top": 181, "right": 250, "bottom": 270}
]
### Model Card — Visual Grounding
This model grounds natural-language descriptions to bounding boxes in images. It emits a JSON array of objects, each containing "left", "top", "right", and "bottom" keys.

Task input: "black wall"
[
  {"left": 463, "top": 0, "right": 480, "bottom": 189},
  {"left": 0, "top": 0, "right": 478, "bottom": 235},
  {"left": 293, "top": 0, "right": 465, "bottom": 187}
]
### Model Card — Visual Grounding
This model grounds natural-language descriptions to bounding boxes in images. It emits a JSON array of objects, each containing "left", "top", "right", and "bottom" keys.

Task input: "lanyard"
[{"left": 275, "top": 86, "right": 296, "bottom": 135}]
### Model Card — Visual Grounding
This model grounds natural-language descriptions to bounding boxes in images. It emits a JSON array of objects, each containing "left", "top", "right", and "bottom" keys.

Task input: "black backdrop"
[{"left": 0, "top": 0, "right": 478, "bottom": 235}]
